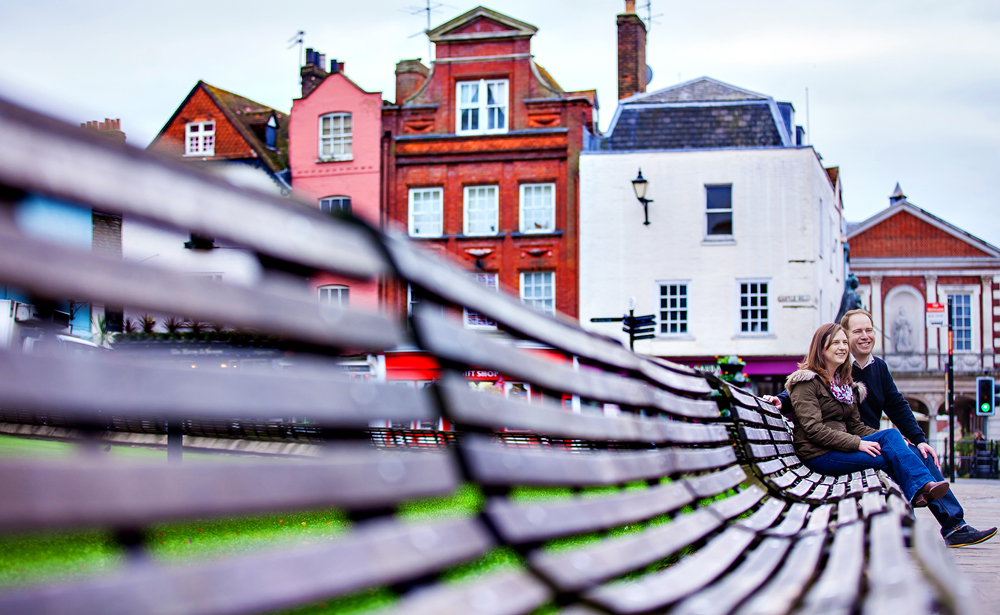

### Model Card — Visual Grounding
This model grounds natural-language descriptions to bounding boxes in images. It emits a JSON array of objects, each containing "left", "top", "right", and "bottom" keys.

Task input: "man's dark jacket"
[{"left": 776, "top": 356, "right": 927, "bottom": 445}]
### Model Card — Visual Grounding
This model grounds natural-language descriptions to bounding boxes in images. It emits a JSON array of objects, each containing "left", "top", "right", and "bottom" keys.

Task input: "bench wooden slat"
[
  {"left": 415, "top": 313, "right": 708, "bottom": 410},
  {"left": 801, "top": 504, "right": 833, "bottom": 534},
  {"left": 0, "top": 517, "right": 492, "bottom": 615},
  {"left": 0, "top": 450, "right": 460, "bottom": 531},
  {"left": 837, "top": 498, "right": 859, "bottom": 525},
  {"left": 686, "top": 465, "right": 747, "bottom": 497},
  {"left": 708, "top": 486, "right": 766, "bottom": 521},
  {"left": 740, "top": 426, "right": 771, "bottom": 441},
  {"left": 486, "top": 480, "right": 694, "bottom": 544},
  {"left": 383, "top": 571, "right": 551, "bottom": 615},
  {"left": 861, "top": 491, "right": 886, "bottom": 518},
  {"left": 806, "top": 484, "right": 830, "bottom": 502},
  {"left": 586, "top": 527, "right": 757, "bottom": 613},
  {"left": 529, "top": 509, "right": 722, "bottom": 592},
  {"left": 439, "top": 376, "right": 726, "bottom": 443},
  {"left": 769, "top": 430, "right": 791, "bottom": 442},
  {"left": 753, "top": 459, "right": 785, "bottom": 475},
  {"left": 862, "top": 511, "right": 934, "bottom": 615},
  {"left": 763, "top": 502, "right": 810, "bottom": 537},
  {"left": 911, "top": 518, "right": 982, "bottom": 615},
  {"left": 463, "top": 437, "right": 736, "bottom": 487},
  {"left": 747, "top": 443, "right": 777, "bottom": 458},
  {"left": 797, "top": 521, "right": 864, "bottom": 615},
  {"left": 0, "top": 227, "right": 401, "bottom": 350},
  {"left": 829, "top": 483, "right": 846, "bottom": 499},
  {"left": 726, "top": 386, "right": 761, "bottom": 409},
  {"left": 0, "top": 99, "right": 387, "bottom": 279},
  {"left": 735, "top": 498, "right": 786, "bottom": 532},
  {"left": 0, "top": 350, "right": 435, "bottom": 425},
  {"left": 386, "top": 236, "right": 710, "bottom": 395},
  {"left": 767, "top": 472, "right": 796, "bottom": 489},
  {"left": 786, "top": 480, "right": 815, "bottom": 498},
  {"left": 734, "top": 408, "right": 764, "bottom": 424},
  {"left": 734, "top": 531, "right": 827, "bottom": 615},
  {"left": 671, "top": 537, "right": 791, "bottom": 615}
]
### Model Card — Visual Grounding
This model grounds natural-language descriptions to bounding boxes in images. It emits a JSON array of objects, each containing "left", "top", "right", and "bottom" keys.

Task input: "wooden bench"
[{"left": 0, "top": 97, "right": 981, "bottom": 615}]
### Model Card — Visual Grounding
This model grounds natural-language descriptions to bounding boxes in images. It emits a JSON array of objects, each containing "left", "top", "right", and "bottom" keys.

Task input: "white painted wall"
[{"left": 579, "top": 147, "right": 843, "bottom": 358}]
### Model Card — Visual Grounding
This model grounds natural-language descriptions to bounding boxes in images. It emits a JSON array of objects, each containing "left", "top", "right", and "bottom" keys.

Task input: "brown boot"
[{"left": 912, "top": 480, "right": 950, "bottom": 508}]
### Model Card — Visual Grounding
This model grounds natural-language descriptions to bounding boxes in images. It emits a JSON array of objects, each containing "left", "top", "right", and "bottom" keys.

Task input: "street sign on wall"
[{"left": 926, "top": 302, "right": 946, "bottom": 328}]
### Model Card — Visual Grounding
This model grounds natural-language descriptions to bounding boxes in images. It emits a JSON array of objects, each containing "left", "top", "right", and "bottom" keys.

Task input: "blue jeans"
[
  {"left": 804, "top": 429, "right": 935, "bottom": 504},
  {"left": 907, "top": 442, "right": 965, "bottom": 536}
]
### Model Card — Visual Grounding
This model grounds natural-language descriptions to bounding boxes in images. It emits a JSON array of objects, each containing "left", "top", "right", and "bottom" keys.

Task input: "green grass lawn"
[{"left": 0, "top": 435, "right": 690, "bottom": 615}]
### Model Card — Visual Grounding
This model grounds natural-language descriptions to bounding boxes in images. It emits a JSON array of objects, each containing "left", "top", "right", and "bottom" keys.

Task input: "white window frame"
[
  {"left": 318, "top": 112, "right": 352, "bottom": 161},
  {"left": 463, "top": 185, "right": 499, "bottom": 236},
  {"left": 736, "top": 278, "right": 772, "bottom": 336},
  {"left": 456, "top": 79, "right": 508, "bottom": 135},
  {"left": 318, "top": 284, "right": 349, "bottom": 308},
  {"left": 519, "top": 183, "right": 555, "bottom": 234},
  {"left": 408, "top": 187, "right": 444, "bottom": 238},
  {"left": 938, "top": 285, "right": 981, "bottom": 353},
  {"left": 319, "top": 196, "right": 351, "bottom": 215},
  {"left": 520, "top": 271, "right": 555, "bottom": 316},
  {"left": 464, "top": 273, "right": 498, "bottom": 330},
  {"left": 657, "top": 280, "right": 692, "bottom": 338},
  {"left": 184, "top": 121, "right": 215, "bottom": 156},
  {"left": 705, "top": 184, "right": 733, "bottom": 239}
]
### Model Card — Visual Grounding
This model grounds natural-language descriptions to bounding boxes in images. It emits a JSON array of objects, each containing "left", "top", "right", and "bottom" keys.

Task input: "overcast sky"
[{"left": 2, "top": 0, "right": 998, "bottom": 245}]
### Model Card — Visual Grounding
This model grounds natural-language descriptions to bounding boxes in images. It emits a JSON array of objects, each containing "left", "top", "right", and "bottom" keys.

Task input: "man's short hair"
[{"left": 840, "top": 309, "right": 874, "bottom": 330}]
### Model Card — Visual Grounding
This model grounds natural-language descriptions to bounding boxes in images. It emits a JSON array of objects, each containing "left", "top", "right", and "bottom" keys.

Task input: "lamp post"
[{"left": 632, "top": 169, "right": 652, "bottom": 225}]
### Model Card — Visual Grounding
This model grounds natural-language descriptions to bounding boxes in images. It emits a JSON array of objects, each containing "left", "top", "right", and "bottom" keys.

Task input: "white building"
[{"left": 580, "top": 77, "right": 844, "bottom": 396}]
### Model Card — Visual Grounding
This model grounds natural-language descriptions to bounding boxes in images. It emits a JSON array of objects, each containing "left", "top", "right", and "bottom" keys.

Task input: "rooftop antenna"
[
  {"left": 287, "top": 30, "right": 305, "bottom": 83},
  {"left": 639, "top": 1, "right": 663, "bottom": 34},
  {"left": 401, "top": 0, "right": 450, "bottom": 62}
]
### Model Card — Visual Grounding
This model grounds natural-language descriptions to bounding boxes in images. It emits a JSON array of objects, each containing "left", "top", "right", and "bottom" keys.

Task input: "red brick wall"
[
  {"left": 851, "top": 210, "right": 991, "bottom": 258},
  {"left": 148, "top": 87, "right": 254, "bottom": 160},
  {"left": 616, "top": 13, "right": 646, "bottom": 100},
  {"left": 880, "top": 276, "right": 926, "bottom": 303}
]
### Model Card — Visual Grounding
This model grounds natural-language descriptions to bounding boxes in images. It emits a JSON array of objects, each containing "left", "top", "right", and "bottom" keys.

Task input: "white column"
[
  {"left": 983, "top": 275, "right": 994, "bottom": 369},
  {"left": 870, "top": 275, "right": 883, "bottom": 357},
  {"left": 925, "top": 275, "right": 938, "bottom": 370}
]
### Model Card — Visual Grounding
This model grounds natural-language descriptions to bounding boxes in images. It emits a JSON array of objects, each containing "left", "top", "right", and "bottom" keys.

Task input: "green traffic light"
[{"left": 983, "top": 403, "right": 991, "bottom": 413}]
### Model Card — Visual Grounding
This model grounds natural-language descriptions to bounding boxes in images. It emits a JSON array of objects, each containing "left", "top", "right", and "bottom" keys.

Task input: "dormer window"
[
  {"left": 319, "top": 112, "right": 352, "bottom": 161},
  {"left": 265, "top": 115, "right": 278, "bottom": 150},
  {"left": 185, "top": 121, "right": 215, "bottom": 156},
  {"left": 456, "top": 80, "right": 508, "bottom": 135}
]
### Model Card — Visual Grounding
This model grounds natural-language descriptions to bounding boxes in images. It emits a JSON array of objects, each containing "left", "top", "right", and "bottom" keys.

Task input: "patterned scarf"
[{"left": 830, "top": 376, "right": 855, "bottom": 405}]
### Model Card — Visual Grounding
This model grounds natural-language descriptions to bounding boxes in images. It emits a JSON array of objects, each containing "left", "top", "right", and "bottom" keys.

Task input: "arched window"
[
  {"left": 319, "top": 113, "right": 352, "bottom": 161},
  {"left": 318, "top": 285, "right": 349, "bottom": 307},
  {"left": 319, "top": 196, "right": 351, "bottom": 215}
]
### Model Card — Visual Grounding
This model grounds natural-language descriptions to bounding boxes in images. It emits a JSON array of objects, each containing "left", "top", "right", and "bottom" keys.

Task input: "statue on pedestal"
[{"left": 835, "top": 273, "right": 864, "bottom": 323}]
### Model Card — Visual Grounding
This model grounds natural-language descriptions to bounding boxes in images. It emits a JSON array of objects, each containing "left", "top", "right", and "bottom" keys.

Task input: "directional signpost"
[{"left": 591, "top": 307, "right": 657, "bottom": 351}]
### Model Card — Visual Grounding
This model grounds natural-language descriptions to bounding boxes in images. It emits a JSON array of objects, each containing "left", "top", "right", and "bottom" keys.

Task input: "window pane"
[
  {"left": 739, "top": 281, "right": 769, "bottom": 334},
  {"left": 465, "top": 273, "right": 498, "bottom": 328},
  {"left": 410, "top": 188, "right": 443, "bottom": 237},
  {"left": 465, "top": 186, "right": 498, "bottom": 235},
  {"left": 659, "top": 283, "right": 688, "bottom": 335},
  {"left": 520, "top": 184, "right": 554, "bottom": 232},
  {"left": 706, "top": 186, "right": 732, "bottom": 210},
  {"left": 708, "top": 207, "right": 734, "bottom": 231},
  {"left": 521, "top": 272, "right": 555, "bottom": 315}
]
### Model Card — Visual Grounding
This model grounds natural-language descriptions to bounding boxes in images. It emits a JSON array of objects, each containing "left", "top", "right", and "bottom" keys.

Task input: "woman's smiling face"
[{"left": 824, "top": 329, "right": 850, "bottom": 368}]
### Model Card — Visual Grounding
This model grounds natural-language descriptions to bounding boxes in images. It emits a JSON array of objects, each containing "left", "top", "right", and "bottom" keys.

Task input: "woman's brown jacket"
[{"left": 785, "top": 369, "right": 876, "bottom": 460}]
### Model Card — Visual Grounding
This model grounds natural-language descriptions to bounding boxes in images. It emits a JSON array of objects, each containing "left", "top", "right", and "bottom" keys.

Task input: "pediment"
[
  {"left": 629, "top": 77, "right": 769, "bottom": 104},
  {"left": 428, "top": 6, "right": 537, "bottom": 42},
  {"left": 849, "top": 206, "right": 999, "bottom": 259}
]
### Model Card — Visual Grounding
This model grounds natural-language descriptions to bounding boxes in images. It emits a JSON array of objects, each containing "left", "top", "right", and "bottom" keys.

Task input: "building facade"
[
  {"left": 289, "top": 51, "right": 382, "bottom": 313},
  {"left": 848, "top": 185, "right": 1000, "bottom": 445},
  {"left": 381, "top": 6, "right": 597, "bottom": 322},
  {"left": 580, "top": 75, "right": 844, "bottom": 396}
]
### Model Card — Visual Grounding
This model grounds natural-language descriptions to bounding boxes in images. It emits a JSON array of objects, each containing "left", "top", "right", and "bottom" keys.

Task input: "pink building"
[{"left": 290, "top": 51, "right": 383, "bottom": 313}]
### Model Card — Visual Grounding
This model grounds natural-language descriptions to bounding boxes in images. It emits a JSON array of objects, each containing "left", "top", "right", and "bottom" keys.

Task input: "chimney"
[
  {"left": 617, "top": 0, "right": 647, "bottom": 100},
  {"left": 395, "top": 59, "right": 430, "bottom": 104},
  {"left": 300, "top": 48, "right": 328, "bottom": 98},
  {"left": 81, "top": 118, "right": 126, "bottom": 143},
  {"left": 330, "top": 59, "right": 339, "bottom": 73}
]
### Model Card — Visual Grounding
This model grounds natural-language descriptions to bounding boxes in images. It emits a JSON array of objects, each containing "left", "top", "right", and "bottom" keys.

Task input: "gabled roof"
[
  {"left": 848, "top": 196, "right": 1000, "bottom": 259},
  {"left": 149, "top": 81, "right": 288, "bottom": 174},
  {"left": 428, "top": 6, "right": 537, "bottom": 42},
  {"left": 621, "top": 76, "right": 769, "bottom": 105}
]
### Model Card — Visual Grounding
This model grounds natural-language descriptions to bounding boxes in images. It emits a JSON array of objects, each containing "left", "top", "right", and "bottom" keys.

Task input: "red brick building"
[
  {"left": 848, "top": 184, "right": 1000, "bottom": 444},
  {"left": 381, "top": 6, "right": 597, "bottom": 322}
]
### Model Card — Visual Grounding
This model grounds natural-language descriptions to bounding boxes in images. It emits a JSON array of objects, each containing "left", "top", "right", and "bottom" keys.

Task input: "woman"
[{"left": 783, "top": 323, "right": 948, "bottom": 508}]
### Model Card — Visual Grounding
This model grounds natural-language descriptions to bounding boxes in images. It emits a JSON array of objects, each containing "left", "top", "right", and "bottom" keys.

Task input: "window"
[
  {"left": 457, "top": 79, "right": 508, "bottom": 134},
  {"left": 519, "top": 184, "right": 555, "bottom": 233},
  {"left": 185, "top": 121, "right": 215, "bottom": 156},
  {"left": 319, "top": 285, "right": 349, "bottom": 308},
  {"left": 739, "top": 280, "right": 769, "bottom": 333},
  {"left": 319, "top": 196, "right": 351, "bottom": 215},
  {"left": 265, "top": 115, "right": 277, "bottom": 150},
  {"left": 521, "top": 271, "right": 555, "bottom": 315},
  {"left": 407, "top": 284, "right": 420, "bottom": 318},
  {"left": 949, "top": 294, "right": 972, "bottom": 350},
  {"left": 408, "top": 188, "right": 443, "bottom": 237},
  {"left": 659, "top": 282, "right": 688, "bottom": 334},
  {"left": 706, "top": 185, "right": 733, "bottom": 236},
  {"left": 463, "top": 186, "right": 499, "bottom": 236},
  {"left": 464, "top": 273, "right": 498, "bottom": 329},
  {"left": 319, "top": 112, "right": 352, "bottom": 160}
]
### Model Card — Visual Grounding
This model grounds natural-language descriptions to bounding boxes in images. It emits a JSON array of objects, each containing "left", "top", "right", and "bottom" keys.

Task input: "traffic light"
[{"left": 976, "top": 376, "right": 995, "bottom": 416}]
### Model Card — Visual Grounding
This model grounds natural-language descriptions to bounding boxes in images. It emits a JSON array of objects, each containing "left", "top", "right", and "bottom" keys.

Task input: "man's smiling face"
[{"left": 846, "top": 313, "right": 875, "bottom": 358}]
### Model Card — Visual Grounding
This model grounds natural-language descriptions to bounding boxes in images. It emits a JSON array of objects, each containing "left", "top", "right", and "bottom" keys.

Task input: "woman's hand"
[
  {"left": 762, "top": 395, "right": 782, "bottom": 411},
  {"left": 858, "top": 440, "right": 882, "bottom": 457}
]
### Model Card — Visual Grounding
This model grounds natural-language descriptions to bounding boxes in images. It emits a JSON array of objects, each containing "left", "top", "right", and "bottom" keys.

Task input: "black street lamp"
[{"left": 632, "top": 169, "right": 653, "bottom": 225}]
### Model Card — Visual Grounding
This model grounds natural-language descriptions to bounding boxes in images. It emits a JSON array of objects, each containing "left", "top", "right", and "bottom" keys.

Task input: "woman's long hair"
[{"left": 798, "top": 323, "right": 854, "bottom": 387}]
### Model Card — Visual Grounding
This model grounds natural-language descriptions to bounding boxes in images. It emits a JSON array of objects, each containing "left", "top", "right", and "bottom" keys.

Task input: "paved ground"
[{"left": 915, "top": 478, "right": 1000, "bottom": 611}]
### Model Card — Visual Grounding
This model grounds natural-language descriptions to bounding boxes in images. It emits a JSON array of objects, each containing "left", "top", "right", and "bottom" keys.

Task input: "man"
[{"left": 771, "top": 309, "right": 996, "bottom": 547}]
